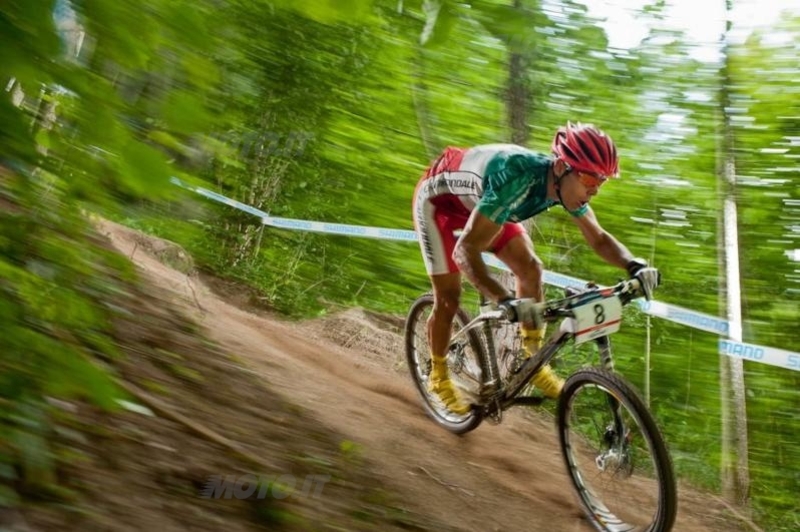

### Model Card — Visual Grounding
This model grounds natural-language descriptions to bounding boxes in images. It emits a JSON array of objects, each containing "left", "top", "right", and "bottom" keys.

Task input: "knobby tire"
[
  {"left": 557, "top": 367, "right": 677, "bottom": 532},
  {"left": 404, "top": 294, "right": 487, "bottom": 435}
]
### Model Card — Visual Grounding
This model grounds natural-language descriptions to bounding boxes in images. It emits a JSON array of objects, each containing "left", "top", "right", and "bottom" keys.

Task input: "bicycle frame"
[
  {"left": 406, "top": 277, "right": 676, "bottom": 531},
  {"left": 450, "top": 289, "right": 621, "bottom": 414}
]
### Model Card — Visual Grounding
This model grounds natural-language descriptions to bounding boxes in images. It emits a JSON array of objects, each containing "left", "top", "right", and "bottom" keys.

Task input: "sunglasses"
[{"left": 575, "top": 170, "right": 608, "bottom": 189}]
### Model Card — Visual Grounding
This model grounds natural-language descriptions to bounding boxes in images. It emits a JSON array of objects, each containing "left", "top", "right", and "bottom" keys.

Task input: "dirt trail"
[{"left": 98, "top": 220, "right": 743, "bottom": 532}]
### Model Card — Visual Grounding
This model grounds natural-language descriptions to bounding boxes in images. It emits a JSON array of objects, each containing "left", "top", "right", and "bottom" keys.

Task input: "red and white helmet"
[{"left": 551, "top": 122, "right": 619, "bottom": 178}]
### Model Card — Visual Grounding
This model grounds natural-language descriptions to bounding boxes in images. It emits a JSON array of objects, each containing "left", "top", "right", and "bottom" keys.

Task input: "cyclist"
[{"left": 412, "top": 122, "right": 658, "bottom": 415}]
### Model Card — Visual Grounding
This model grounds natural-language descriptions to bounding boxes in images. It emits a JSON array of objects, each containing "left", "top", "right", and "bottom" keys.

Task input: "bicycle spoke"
[
  {"left": 559, "top": 371, "right": 675, "bottom": 532},
  {"left": 404, "top": 295, "right": 487, "bottom": 433}
]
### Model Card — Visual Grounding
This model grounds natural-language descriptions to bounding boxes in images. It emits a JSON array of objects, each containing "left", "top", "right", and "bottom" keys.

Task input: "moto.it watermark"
[{"left": 199, "top": 473, "right": 331, "bottom": 500}]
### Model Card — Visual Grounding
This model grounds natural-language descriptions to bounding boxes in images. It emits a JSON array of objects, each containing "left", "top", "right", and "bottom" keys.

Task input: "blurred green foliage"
[
  {"left": 1, "top": 0, "right": 222, "bottom": 507},
  {"left": 1, "top": 0, "right": 798, "bottom": 529}
]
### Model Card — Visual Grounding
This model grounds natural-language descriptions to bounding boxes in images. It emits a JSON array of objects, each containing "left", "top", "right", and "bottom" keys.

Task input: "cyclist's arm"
[
  {"left": 453, "top": 210, "right": 511, "bottom": 303},
  {"left": 571, "top": 206, "right": 635, "bottom": 270}
]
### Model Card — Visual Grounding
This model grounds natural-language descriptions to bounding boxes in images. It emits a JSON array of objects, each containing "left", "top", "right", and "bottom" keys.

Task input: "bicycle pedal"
[
  {"left": 486, "top": 414, "right": 502, "bottom": 425},
  {"left": 486, "top": 402, "right": 503, "bottom": 425}
]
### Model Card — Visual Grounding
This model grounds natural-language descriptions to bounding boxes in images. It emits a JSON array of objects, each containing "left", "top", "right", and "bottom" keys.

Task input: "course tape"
[
  {"left": 483, "top": 256, "right": 733, "bottom": 336},
  {"left": 720, "top": 340, "right": 800, "bottom": 372},
  {"left": 172, "top": 177, "right": 799, "bottom": 370},
  {"left": 171, "top": 177, "right": 417, "bottom": 242},
  {"left": 636, "top": 300, "right": 729, "bottom": 336}
]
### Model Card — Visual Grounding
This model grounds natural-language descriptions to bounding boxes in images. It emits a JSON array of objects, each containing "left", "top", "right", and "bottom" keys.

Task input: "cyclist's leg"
[
  {"left": 493, "top": 229, "right": 543, "bottom": 302},
  {"left": 493, "top": 229, "right": 547, "bottom": 352},
  {"left": 494, "top": 227, "right": 564, "bottom": 398},
  {"left": 412, "top": 186, "right": 471, "bottom": 414},
  {"left": 426, "top": 276, "right": 471, "bottom": 414},
  {"left": 428, "top": 272, "right": 462, "bottom": 363},
  {"left": 413, "top": 181, "right": 469, "bottom": 357}
]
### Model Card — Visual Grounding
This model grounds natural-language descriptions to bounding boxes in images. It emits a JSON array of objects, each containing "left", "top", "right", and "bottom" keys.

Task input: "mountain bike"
[{"left": 404, "top": 277, "right": 677, "bottom": 532}]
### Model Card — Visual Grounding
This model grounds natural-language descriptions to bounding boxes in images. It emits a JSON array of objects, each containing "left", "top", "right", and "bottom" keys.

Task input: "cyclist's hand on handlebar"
[
  {"left": 498, "top": 297, "right": 545, "bottom": 327},
  {"left": 627, "top": 258, "right": 661, "bottom": 301}
]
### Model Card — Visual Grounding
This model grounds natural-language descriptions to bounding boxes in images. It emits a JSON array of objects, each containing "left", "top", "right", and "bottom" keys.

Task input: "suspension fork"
[
  {"left": 596, "top": 335, "right": 626, "bottom": 442},
  {"left": 595, "top": 335, "right": 614, "bottom": 371}
]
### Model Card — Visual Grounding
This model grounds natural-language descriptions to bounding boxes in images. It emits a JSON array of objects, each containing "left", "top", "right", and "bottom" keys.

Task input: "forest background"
[{"left": 1, "top": 0, "right": 798, "bottom": 530}]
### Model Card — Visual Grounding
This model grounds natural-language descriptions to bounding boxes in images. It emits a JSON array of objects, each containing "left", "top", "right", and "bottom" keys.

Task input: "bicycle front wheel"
[
  {"left": 404, "top": 294, "right": 486, "bottom": 435},
  {"left": 557, "top": 368, "right": 677, "bottom": 532}
]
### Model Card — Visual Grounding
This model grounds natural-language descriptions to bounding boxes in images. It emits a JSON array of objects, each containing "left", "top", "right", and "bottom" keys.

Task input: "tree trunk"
[
  {"left": 718, "top": 0, "right": 751, "bottom": 507},
  {"left": 716, "top": 128, "right": 735, "bottom": 501},
  {"left": 496, "top": 0, "right": 533, "bottom": 349},
  {"left": 411, "top": 46, "right": 439, "bottom": 159},
  {"left": 506, "top": 0, "right": 530, "bottom": 146}
]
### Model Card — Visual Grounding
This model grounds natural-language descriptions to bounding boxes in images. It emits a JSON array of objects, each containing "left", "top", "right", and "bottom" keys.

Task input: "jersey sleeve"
[{"left": 475, "top": 154, "right": 532, "bottom": 225}]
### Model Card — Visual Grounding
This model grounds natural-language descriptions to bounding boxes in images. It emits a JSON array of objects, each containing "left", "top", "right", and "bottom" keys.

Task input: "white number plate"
[{"left": 572, "top": 296, "right": 623, "bottom": 345}]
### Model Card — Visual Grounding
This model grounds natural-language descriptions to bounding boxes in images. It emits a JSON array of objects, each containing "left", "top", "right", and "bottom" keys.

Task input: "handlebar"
[
  {"left": 451, "top": 278, "right": 648, "bottom": 347},
  {"left": 551, "top": 277, "right": 643, "bottom": 312},
  {"left": 491, "top": 278, "right": 645, "bottom": 324}
]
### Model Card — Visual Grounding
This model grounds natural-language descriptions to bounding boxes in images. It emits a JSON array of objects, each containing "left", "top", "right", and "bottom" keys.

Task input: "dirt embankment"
[{"left": 10, "top": 220, "right": 746, "bottom": 532}]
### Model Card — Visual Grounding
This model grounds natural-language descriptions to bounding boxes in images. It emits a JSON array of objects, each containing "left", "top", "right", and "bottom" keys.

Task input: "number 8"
[{"left": 593, "top": 303, "right": 606, "bottom": 324}]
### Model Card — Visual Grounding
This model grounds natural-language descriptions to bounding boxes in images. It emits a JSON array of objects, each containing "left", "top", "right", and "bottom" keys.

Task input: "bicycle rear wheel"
[
  {"left": 404, "top": 294, "right": 486, "bottom": 434},
  {"left": 557, "top": 368, "right": 677, "bottom": 532}
]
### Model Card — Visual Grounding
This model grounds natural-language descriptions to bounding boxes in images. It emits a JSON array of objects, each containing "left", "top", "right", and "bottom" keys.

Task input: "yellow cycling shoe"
[
  {"left": 520, "top": 326, "right": 563, "bottom": 399},
  {"left": 530, "top": 364, "right": 564, "bottom": 399},
  {"left": 428, "top": 362, "right": 471, "bottom": 415}
]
